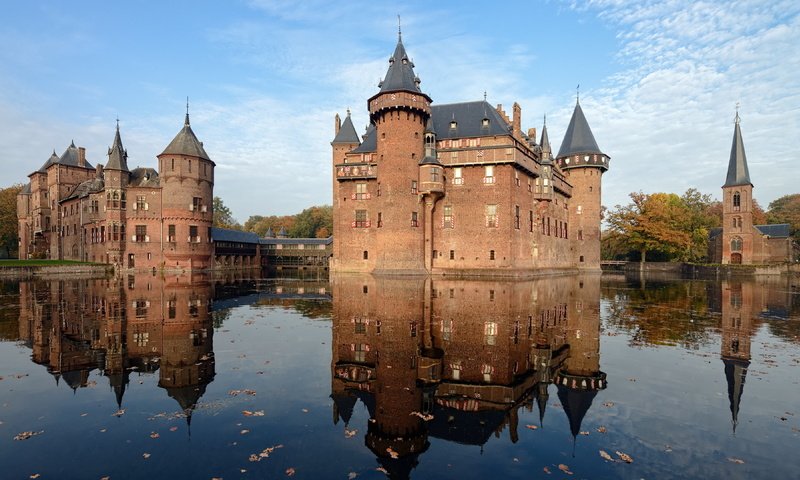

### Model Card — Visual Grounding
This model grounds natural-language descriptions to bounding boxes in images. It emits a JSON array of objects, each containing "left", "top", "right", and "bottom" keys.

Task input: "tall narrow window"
[
  {"left": 733, "top": 192, "right": 741, "bottom": 211},
  {"left": 411, "top": 211, "right": 419, "bottom": 227},
  {"left": 443, "top": 205, "right": 453, "bottom": 228},
  {"left": 430, "top": 167, "right": 440, "bottom": 183},
  {"left": 452, "top": 167, "right": 463, "bottom": 185},
  {"left": 168, "top": 224, "right": 176, "bottom": 242},
  {"left": 411, "top": 180, "right": 418, "bottom": 194},
  {"left": 486, "top": 204, "right": 498, "bottom": 228},
  {"left": 355, "top": 183, "right": 368, "bottom": 200},
  {"left": 514, "top": 205, "right": 520, "bottom": 229},
  {"left": 483, "top": 165, "right": 495, "bottom": 184},
  {"left": 354, "top": 210, "right": 368, "bottom": 228},
  {"left": 189, "top": 225, "right": 199, "bottom": 242},
  {"left": 731, "top": 237, "right": 743, "bottom": 251}
]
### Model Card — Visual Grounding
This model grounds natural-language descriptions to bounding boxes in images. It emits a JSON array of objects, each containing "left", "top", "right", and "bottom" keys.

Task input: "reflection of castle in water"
[
  {"left": 330, "top": 274, "right": 606, "bottom": 477},
  {"left": 17, "top": 274, "right": 215, "bottom": 422}
]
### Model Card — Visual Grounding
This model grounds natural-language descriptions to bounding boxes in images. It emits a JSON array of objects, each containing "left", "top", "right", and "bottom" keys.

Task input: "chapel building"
[{"left": 331, "top": 33, "right": 609, "bottom": 275}]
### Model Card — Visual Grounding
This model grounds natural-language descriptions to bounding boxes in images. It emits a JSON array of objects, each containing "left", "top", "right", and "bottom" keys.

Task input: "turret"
[
  {"left": 555, "top": 99, "right": 610, "bottom": 269},
  {"left": 418, "top": 118, "right": 443, "bottom": 196},
  {"left": 534, "top": 116, "right": 554, "bottom": 201},
  {"left": 103, "top": 122, "right": 130, "bottom": 266}
]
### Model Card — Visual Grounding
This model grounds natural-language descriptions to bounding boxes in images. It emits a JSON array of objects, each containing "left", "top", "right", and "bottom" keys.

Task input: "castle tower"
[
  {"left": 418, "top": 118, "right": 444, "bottom": 271},
  {"left": 537, "top": 117, "right": 554, "bottom": 202},
  {"left": 555, "top": 100, "right": 609, "bottom": 269},
  {"left": 331, "top": 110, "right": 362, "bottom": 264},
  {"left": 158, "top": 108, "right": 215, "bottom": 270},
  {"left": 721, "top": 111, "right": 753, "bottom": 265},
  {"left": 103, "top": 122, "right": 130, "bottom": 267},
  {"left": 367, "top": 31, "right": 433, "bottom": 272}
]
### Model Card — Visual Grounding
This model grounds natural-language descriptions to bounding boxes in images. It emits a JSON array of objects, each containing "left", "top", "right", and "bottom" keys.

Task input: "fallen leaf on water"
[
  {"left": 80, "top": 413, "right": 88, "bottom": 417},
  {"left": 101, "top": 476, "right": 110, "bottom": 480},
  {"left": 30, "top": 474, "right": 40, "bottom": 479},
  {"left": 376, "top": 467, "right": 388, "bottom": 474},
  {"left": 142, "top": 453, "right": 151, "bottom": 459},
  {"left": 579, "top": 431, "right": 590, "bottom": 436},
  {"left": 302, "top": 409, "right": 309, "bottom": 413},
  {"left": 348, "top": 472, "right": 358, "bottom": 479},
  {"left": 240, "top": 429, "right": 250, "bottom": 435},
  {"left": 112, "top": 409, "right": 125, "bottom": 417},
  {"left": 410, "top": 411, "right": 434, "bottom": 421},
  {"left": 525, "top": 424, "right": 538, "bottom": 430},
  {"left": 14, "top": 430, "right": 44, "bottom": 441},
  {"left": 100, "top": 429, "right": 107, "bottom": 433},
  {"left": 242, "top": 410, "right": 265, "bottom": 417},
  {"left": 615, "top": 451, "right": 633, "bottom": 463},
  {"left": 169, "top": 426, "right": 178, "bottom": 432},
  {"left": 599, "top": 450, "right": 614, "bottom": 461},
  {"left": 150, "top": 432, "right": 160, "bottom": 439},
  {"left": 602, "top": 402, "right": 615, "bottom": 408},
  {"left": 597, "top": 426, "right": 607, "bottom": 433},
  {"left": 513, "top": 457, "right": 519, "bottom": 462},
  {"left": 727, "top": 457, "right": 745, "bottom": 464},
  {"left": 558, "top": 464, "right": 573, "bottom": 475},
  {"left": 344, "top": 428, "right": 358, "bottom": 438},
  {"left": 285, "top": 467, "right": 296, "bottom": 476},
  {"left": 543, "top": 466, "right": 551, "bottom": 474},
  {"left": 386, "top": 447, "right": 399, "bottom": 459}
]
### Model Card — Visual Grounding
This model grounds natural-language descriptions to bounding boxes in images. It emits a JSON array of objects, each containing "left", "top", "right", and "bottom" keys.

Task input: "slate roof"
[
  {"left": 723, "top": 113, "right": 752, "bottom": 187},
  {"left": 332, "top": 111, "right": 361, "bottom": 144},
  {"left": 129, "top": 168, "right": 160, "bottom": 187},
  {"left": 20, "top": 182, "right": 31, "bottom": 194},
  {"left": 211, "top": 227, "right": 260, "bottom": 244},
  {"left": 754, "top": 224, "right": 790, "bottom": 238},
  {"left": 709, "top": 227, "right": 723, "bottom": 239},
  {"left": 35, "top": 151, "right": 60, "bottom": 174},
  {"left": 259, "top": 237, "right": 332, "bottom": 246},
  {"left": 106, "top": 124, "right": 129, "bottom": 172},
  {"left": 160, "top": 113, "right": 212, "bottom": 162},
  {"left": 57, "top": 141, "right": 94, "bottom": 169},
  {"left": 61, "top": 177, "right": 104, "bottom": 202},
  {"left": 352, "top": 124, "right": 377, "bottom": 153},
  {"left": 431, "top": 101, "right": 511, "bottom": 139},
  {"left": 557, "top": 384, "right": 599, "bottom": 439},
  {"left": 377, "top": 35, "right": 422, "bottom": 95},
  {"left": 556, "top": 101, "right": 604, "bottom": 158}
]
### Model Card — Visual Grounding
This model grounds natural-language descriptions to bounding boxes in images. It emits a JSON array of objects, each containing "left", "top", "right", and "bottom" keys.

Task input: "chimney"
[
  {"left": 512, "top": 103, "right": 521, "bottom": 137},
  {"left": 78, "top": 147, "right": 86, "bottom": 167},
  {"left": 335, "top": 114, "right": 341, "bottom": 135},
  {"left": 96, "top": 163, "right": 104, "bottom": 179},
  {"left": 496, "top": 104, "right": 510, "bottom": 124},
  {"left": 528, "top": 128, "right": 537, "bottom": 141}
]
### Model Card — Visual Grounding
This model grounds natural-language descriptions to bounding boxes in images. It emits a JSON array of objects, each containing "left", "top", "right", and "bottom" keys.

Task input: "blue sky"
[{"left": 1, "top": 0, "right": 798, "bottom": 221}]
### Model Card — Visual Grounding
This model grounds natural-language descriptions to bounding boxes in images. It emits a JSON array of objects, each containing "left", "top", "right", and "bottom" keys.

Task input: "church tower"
[
  {"left": 103, "top": 122, "right": 130, "bottom": 267},
  {"left": 721, "top": 110, "right": 753, "bottom": 265},
  {"left": 555, "top": 99, "right": 609, "bottom": 269},
  {"left": 367, "top": 30, "right": 433, "bottom": 272},
  {"left": 158, "top": 108, "right": 215, "bottom": 270}
]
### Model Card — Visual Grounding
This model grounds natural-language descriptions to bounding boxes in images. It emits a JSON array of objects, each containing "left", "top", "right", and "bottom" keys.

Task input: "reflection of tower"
[
  {"left": 158, "top": 276, "right": 215, "bottom": 426},
  {"left": 720, "top": 281, "right": 753, "bottom": 434},
  {"left": 555, "top": 275, "right": 606, "bottom": 452}
]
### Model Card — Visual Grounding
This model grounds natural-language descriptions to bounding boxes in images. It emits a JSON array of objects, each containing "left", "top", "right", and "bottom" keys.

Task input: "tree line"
[
  {"left": 213, "top": 197, "right": 332, "bottom": 239},
  {"left": 603, "top": 189, "right": 800, "bottom": 263}
]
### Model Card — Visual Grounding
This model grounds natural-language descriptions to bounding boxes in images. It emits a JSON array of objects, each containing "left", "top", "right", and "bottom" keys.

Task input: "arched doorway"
[{"left": 731, "top": 253, "right": 742, "bottom": 264}]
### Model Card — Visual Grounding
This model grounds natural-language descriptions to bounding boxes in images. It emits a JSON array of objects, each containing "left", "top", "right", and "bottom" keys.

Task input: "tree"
[
  {"left": 679, "top": 188, "right": 721, "bottom": 262},
  {"left": 0, "top": 184, "right": 23, "bottom": 258},
  {"left": 767, "top": 194, "right": 800, "bottom": 241},
  {"left": 605, "top": 191, "right": 692, "bottom": 264},
  {"left": 289, "top": 205, "right": 332, "bottom": 238},
  {"left": 213, "top": 196, "right": 241, "bottom": 230}
]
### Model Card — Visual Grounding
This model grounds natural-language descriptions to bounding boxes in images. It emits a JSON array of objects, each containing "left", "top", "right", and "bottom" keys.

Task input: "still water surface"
[{"left": 0, "top": 272, "right": 798, "bottom": 479}]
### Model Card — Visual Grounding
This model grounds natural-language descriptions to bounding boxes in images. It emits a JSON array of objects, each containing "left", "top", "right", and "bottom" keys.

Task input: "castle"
[
  {"left": 331, "top": 32, "right": 609, "bottom": 275},
  {"left": 708, "top": 111, "right": 792, "bottom": 264},
  {"left": 16, "top": 111, "right": 216, "bottom": 271}
]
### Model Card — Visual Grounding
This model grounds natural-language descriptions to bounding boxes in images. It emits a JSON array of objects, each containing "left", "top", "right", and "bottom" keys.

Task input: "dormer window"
[
  {"left": 450, "top": 121, "right": 457, "bottom": 129},
  {"left": 482, "top": 118, "right": 490, "bottom": 127}
]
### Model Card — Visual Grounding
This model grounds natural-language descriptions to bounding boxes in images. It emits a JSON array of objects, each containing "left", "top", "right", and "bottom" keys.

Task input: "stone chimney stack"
[
  {"left": 96, "top": 163, "right": 104, "bottom": 178},
  {"left": 528, "top": 128, "right": 537, "bottom": 141},
  {"left": 512, "top": 103, "right": 522, "bottom": 137},
  {"left": 335, "top": 114, "right": 341, "bottom": 136},
  {"left": 78, "top": 147, "right": 86, "bottom": 167}
]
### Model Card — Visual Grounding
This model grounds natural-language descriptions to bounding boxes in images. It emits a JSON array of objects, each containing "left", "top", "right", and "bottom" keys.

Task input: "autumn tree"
[
  {"left": 213, "top": 196, "right": 241, "bottom": 230},
  {"left": 0, "top": 184, "right": 23, "bottom": 258},
  {"left": 244, "top": 214, "right": 295, "bottom": 237},
  {"left": 767, "top": 194, "right": 800, "bottom": 241},
  {"left": 679, "top": 188, "right": 721, "bottom": 262},
  {"left": 289, "top": 205, "right": 332, "bottom": 238},
  {"left": 605, "top": 191, "right": 692, "bottom": 264}
]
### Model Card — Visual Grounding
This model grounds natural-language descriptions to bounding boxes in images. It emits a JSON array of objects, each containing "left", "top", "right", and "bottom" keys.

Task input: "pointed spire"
[
  {"left": 106, "top": 120, "right": 129, "bottom": 172},
  {"left": 332, "top": 110, "right": 361, "bottom": 144},
  {"left": 724, "top": 358, "right": 749, "bottom": 434},
  {"left": 723, "top": 107, "right": 752, "bottom": 187},
  {"left": 377, "top": 28, "right": 422, "bottom": 94},
  {"left": 185, "top": 97, "right": 190, "bottom": 126},
  {"left": 556, "top": 101, "right": 604, "bottom": 159},
  {"left": 540, "top": 114, "right": 552, "bottom": 162},
  {"left": 160, "top": 106, "right": 212, "bottom": 161}
]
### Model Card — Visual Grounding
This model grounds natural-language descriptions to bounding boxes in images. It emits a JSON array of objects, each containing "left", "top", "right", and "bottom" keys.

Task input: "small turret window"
[{"left": 733, "top": 192, "right": 741, "bottom": 211}]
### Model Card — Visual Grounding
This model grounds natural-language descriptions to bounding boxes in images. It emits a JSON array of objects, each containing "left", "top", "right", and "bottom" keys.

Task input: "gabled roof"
[
  {"left": 755, "top": 223, "right": 790, "bottom": 238},
  {"left": 723, "top": 112, "right": 752, "bottom": 187},
  {"left": 57, "top": 141, "right": 94, "bottom": 169},
  {"left": 160, "top": 113, "right": 212, "bottom": 162},
  {"left": 377, "top": 34, "right": 422, "bottom": 95},
  {"left": 211, "top": 227, "right": 260, "bottom": 244},
  {"left": 35, "top": 150, "right": 60, "bottom": 174},
  {"left": 430, "top": 101, "right": 510, "bottom": 139},
  {"left": 332, "top": 111, "right": 361, "bottom": 144},
  {"left": 20, "top": 182, "right": 31, "bottom": 194},
  {"left": 352, "top": 124, "right": 377, "bottom": 153},
  {"left": 106, "top": 123, "right": 129, "bottom": 172},
  {"left": 61, "top": 177, "right": 104, "bottom": 202},
  {"left": 556, "top": 101, "right": 604, "bottom": 159},
  {"left": 129, "top": 167, "right": 160, "bottom": 187}
]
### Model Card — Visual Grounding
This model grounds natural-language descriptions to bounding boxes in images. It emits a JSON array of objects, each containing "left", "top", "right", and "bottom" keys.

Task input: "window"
[
  {"left": 577, "top": 205, "right": 583, "bottom": 215},
  {"left": 192, "top": 197, "right": 202, "bottom": 212},
  {"left": 578, "top": 229, "right": 583, "bottom": 240},
  {"left": 529, "top": 211, "right": 534, "bottom": 232},
  {"left": 135, "top": 195, "right": 147, "bottom": 211},
  {"left": 489, "top": 250, "right": 495, "bottom": 260},
  {"left": 377, "top": 182, "right": 381, "bottom": 196},
  {"left": 411, "top": 180, "right": 418, "bottom": 194},
  {"left": 189, "top": 225, "right": 199, "bottom": 243},
  {"left": 484, "top": 322, "right": 497, "bottom": 345},
  {"left": 430, "top": 167, "right": 440, "bottom": 182},
  {"left": 514, "top": 205, "right": 520, "bottom": 229},
  {"left": 363, "top": 250, "right": 369, "bottom": 260},
  {"left": 135, "top": 225, "right": 147, "bottom": 243},
  {"left": 546, "top": 217, "right": 551, "bottom": 236},
  {"left": 188, "top": 160, "right": 192, "bottom": 173},
  {"left": 168, "top": 224, "right": 176, "bottom": 242},
  {"left": 355, "top": 183, "right": 368, "bottom": 200},
  {"left": 731, "top": 237, "right": 743, "bottom": 252},
  {"left": 452, "top": 167, "right": 463, "bottom": 185},
  {"left": 486, "top": 204, "right": 498, "bottom": 228},
  {"left": 483, "top": 165, "right": 495, "bottom": 184},
  {"left": 515, "top": 171, "right": 520, "bottom": 186},
  {"left": 580, "top": 255, "right": 584, "bottom": 262},
  {"left": 354, "top": 210, "right": 368, "bottom": 228},
  {"left": 411, "top": 211, "right": 419, "bottom": 227},
  {"left": 733, "top": 192, "right": 741, "bottom": 211},
  {"left": 377, "top": 212, "right": 383, "bottom": 228},
  {"left": 442, "top": 319, "right": 453, "bottom": 341},
  {"left": 443, "top": 205, "right": 453, "bottom": 228},
  {"left": 450, "top": 250, "right": 455, "bottom": 260}
]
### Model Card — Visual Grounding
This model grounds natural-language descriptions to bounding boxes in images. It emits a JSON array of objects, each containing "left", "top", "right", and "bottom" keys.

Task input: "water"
[{"left": 0, "top": 272, "right": 798, "bottom": 479}]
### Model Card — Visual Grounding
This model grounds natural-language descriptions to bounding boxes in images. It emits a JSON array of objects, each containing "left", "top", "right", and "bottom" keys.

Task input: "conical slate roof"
[
  {"left": 332, "top": 111, "right": 361, "bottom": 144},
  {"left": 378, "top": 34, "right": 422, "bottom": 95},
  {"left": 556, "top": 101, "right": 603, "bottom": 159},
  {"left": 540, "top": 118, "right": 553, "bottom": 165},
  {"left": 36, "top": 150, "right": 60, "bottom": 173},
  {"left": 58, "top": 141, "right": 94, "bottom": 169},
  {"left": 160, "top": 113, "right": 212, "bottom": 161},
  {"left": 557, "top": 384, "right": 599, "bottom": 438},
  {"left": 106, "top": 123, "right": 129, "bottom": 171},
  {"left": 723, "top": 112, "right": 752, "bottom": 187}
]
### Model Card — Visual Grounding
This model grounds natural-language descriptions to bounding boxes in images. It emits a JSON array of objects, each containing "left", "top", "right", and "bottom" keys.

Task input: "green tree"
[
  {"left": 0, "top": 184, "right": 23, "bottom": 258},
  {"left": 289, "top": 205, "right": 333, "bottom": 238},
  {"left": 212, "top": 196, "right": 241, "bottom": 230},
  {"left": 679, "top": 188, "right": 720, "bottom": 262},
  {"left": 767, "top": 194, "right": 800, "bottom": 241}
]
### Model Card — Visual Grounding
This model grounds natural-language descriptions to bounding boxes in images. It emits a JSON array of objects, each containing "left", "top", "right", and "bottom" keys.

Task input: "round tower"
[
  {"left": 367, "top": 31, "right": 432, "bottom": 272},
  {"left": 554, "top": 100, "right": 610, "bottom": 270},
  {"left": 158, "top": 108, "right": 215, "bottom": 270}
]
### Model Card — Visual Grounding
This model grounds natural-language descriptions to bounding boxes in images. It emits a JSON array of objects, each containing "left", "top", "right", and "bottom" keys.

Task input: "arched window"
[
  {"left": 731, "top": 236, "right": 742, "bottom": 252},
  {"left": 733, "top": 192, "right": 741, "bottom": 211}
]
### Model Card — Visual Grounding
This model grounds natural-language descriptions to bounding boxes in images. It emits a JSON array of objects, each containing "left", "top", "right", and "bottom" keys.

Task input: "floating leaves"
[
  {"left": 240, "top": 429, "right": 250, "bottom": 435},
  {"left": 348, "top": 472, "right": 358, "bottom": 479},
  {"left": 249, "top": 444, "right": 284, "bottom": 462},
  {"left": 142, "top": 453, "right": 151, "bottom": 459},
  {"left": 149, "top": 432, "right": 160, "bottom": 439},
  {"left": 728, "top": 457, "right": 746, "bottom": 464},
  {"left": 615, "top": 451, "right": 634, "bottom": 463},
  {"left": 542, "top": 466, "right": 551, "bottom": 474},
  {"left": 558, "top": 464, "right": 573, "bottom": 475},
  {"left": 112, "top": 409, "right": 126, "bottom": 417},
  {"left": 229, "top": 389, "right": 257, "bottom": 397},
  {"left": 285, "top": 467, "right": 296, "bottom": 476},
  {"left": 597, "top": 426, "right": 607, "bottom": 433},
  {"left": 602, "top": 402, "right": 615, "bottom": 408},
  {"left": 242, "top": 410, "right": 265, "bottom": 417},
  {"left": 525, "top": 424, "right": 538, "bottom": 430},
  {"left": 386, "top": 447, "right": 399, "bottom": 459},
  {"left": 410, "top": 411, "right": 433, "bottom": 421},
  {"left": 14, "top": 430, "right": 44, "bottom": 441},
  {"left": 344, "top": 428, "right": 358, "bottom": 438},
  {"left": 599, "top": 450, "right": 614, "bottom": 461}
]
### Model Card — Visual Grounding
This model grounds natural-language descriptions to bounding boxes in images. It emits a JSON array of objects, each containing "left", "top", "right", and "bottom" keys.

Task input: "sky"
[{"left": 1, "top": 0, "right": 798, "bottom": 222}]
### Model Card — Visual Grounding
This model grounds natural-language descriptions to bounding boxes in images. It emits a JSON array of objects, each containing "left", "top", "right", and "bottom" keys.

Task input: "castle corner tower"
[{"left": 555, "top": 100, "right": 609, "bottom": 270}]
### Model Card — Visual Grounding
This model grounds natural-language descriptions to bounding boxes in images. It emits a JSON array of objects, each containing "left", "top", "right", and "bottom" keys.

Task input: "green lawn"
[{"left": 0, "top": 259, "right": 103, "bottom": 267}]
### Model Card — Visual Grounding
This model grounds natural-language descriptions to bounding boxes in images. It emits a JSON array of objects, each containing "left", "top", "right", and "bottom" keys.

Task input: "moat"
[{"left": 0, "top": 272, "right": 798, "bottom": 479}]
